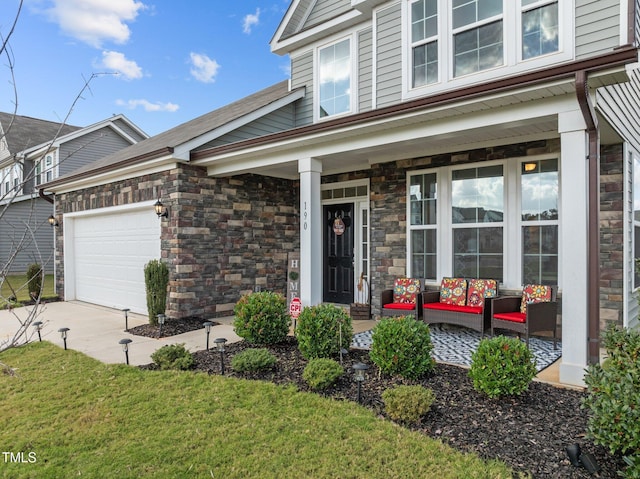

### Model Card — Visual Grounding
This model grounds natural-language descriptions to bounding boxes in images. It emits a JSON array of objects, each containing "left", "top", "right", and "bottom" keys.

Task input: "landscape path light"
[
  {"left": 214, "top": 337, "right": 227, "bottom": 375},
  {"left": 157, "top": 314, "right": 166, "bottom": 337},
  {"left": 58, "top": 327, "right": 70, "bottom": 350},
  {"left": 203, "top": 321, "right": 213, "bottom": 350},
  {"left": 32, "top": 321, "right": 43, "bottom": 342},
  {"left": 122, "top": 308, "right": 130, "bottom": 331},
  {"left": 119, "top": 338, "right": 133, "bottom": 365},
  {"left": 352, "top": 362, "right": 370, "bottom": 404}
]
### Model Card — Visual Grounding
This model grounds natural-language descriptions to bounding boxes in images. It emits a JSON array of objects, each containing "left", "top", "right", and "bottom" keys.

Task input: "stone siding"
[{"left": 54, "top": 164, "right": 299, "bottom": 319}]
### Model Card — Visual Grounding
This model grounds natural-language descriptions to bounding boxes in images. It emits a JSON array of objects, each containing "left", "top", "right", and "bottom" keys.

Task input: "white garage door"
[{"left": 71, "top": 206, "right": 160, "bottom": 314}]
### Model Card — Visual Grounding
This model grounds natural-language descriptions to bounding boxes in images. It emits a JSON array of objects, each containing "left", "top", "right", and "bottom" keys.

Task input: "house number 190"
[{"left": 303, "top": 202, "right": 308, "bottom": 230}]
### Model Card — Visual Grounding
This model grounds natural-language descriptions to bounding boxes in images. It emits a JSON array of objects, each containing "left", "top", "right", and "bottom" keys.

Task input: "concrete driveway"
[{"left": 0, "top": 301, "right": 240, "bottom": 366}]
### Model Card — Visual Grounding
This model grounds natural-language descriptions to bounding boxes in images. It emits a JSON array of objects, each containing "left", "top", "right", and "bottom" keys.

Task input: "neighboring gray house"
[
  {"left": 0, "top": 113, "right": 147, "bottom": 274},
  {"left": 43, "top": 0, "right": 640, "bottom": 387}
]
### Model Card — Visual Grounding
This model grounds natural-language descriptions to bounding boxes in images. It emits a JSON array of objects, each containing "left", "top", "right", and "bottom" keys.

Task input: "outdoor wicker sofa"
[{"left": 422, "top": 277, "right": 498, "bottom": 335}]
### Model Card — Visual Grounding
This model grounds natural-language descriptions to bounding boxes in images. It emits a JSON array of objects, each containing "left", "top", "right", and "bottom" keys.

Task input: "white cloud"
[
  {"left": 189, "top": 53, "right": 220, "bottom": 84},
  {"left": 115, "top": 99, "right": 179, "bottom": 112},
  {"left": 243, "top": 8, "right": 260, "bottom": 34},
  {"left": 101, "top": 51, "right": 142, "bottom": 80},
  {"left": 43, "top": 0, "right": 146, "bottom": 48}
]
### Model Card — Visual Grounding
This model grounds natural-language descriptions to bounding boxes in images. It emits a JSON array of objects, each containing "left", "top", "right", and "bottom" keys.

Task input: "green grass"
[
  {"left": 0, "top": 343, "right": 518, "bottom": 478},
  {"left": 0, "top": 274, "right": 57, "bottom": 309}
]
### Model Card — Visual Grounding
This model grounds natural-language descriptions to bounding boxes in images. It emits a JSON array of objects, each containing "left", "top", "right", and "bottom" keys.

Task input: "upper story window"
[
  {"left": 318, "top": 38, "right": 352, "bottom": 118},
  {"left": 405, "top": 0, "right": 568, "bottom": 98},
  {"left": 34, "top": 153, "right": 56, "bottom": 187}
]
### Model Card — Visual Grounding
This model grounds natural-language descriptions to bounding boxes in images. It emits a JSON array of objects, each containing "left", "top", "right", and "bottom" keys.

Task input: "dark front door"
[{"left": 323, "top": 203, "right": 355, "bottom": 304}]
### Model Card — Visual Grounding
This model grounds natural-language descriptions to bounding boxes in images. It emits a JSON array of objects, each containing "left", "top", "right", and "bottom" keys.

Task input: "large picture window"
[
  {"left": 451, "top": 165, "right": 504, "bottom": 280},
  {"left": 521, "top": 158, "right": 558, "bottom": 284},
  {"left": 318, "top": 38, "right": 351, "bottom": 118}
]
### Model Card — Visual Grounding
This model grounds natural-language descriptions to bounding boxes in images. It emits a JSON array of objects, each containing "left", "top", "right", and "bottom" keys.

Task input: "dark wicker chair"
[
  {"left": 491, "top": 285, "right": 558, "bottom": 349},
  {"left": 380, "top": 278, "right": 422, "bottom": 320}
]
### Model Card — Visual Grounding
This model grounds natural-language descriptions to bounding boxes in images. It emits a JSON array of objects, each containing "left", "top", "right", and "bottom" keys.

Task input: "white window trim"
[
  {"left": 401, "top": 0, "right": 574, "bottom": 101},
  {"left": 407, "top": 154, "right": 560, "bottom": 290},
  {"left": 313, "top": 33, "right": 358, "bottom": 122}
]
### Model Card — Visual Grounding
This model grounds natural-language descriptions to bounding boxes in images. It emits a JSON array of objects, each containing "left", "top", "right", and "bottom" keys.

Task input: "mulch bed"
[
  {"left": 137, "top": 319, "right": 625, "bottom": 478},
  {"left": 127, "top": 316, "right": 217, "bottom": 338}
]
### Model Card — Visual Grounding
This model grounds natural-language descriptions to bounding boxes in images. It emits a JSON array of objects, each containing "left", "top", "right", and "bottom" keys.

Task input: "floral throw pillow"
[
  {"left": 467, "top": 279, "right": 498, "bottom": 308},
  {"left": 439, "top": 277, "right": 467, "bottom": 306},
  {"left": 393, "top": 278, "right": 421, "bottom": 304},
  {"left": 520, "top": 284, "right": 552, "bottom": 314}
]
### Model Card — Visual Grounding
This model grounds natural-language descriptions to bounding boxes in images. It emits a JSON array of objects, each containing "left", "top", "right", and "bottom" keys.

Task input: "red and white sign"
[{"left": 289, "top": 297, "right": 302, "bottom": 319}]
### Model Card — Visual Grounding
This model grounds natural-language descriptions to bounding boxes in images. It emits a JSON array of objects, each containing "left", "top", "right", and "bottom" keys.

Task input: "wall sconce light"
[
  {"left": 154, "top": 199, "right": 168, "bottom": 219},
  {"left": 157, "top": 314, "right": 166, "bottom": 337},
  {"left": 48, "top": 215, "right": 59, "bottom": 227},
  {"left": 32, "top": 321, "right": 43, "bottom": 342},
  {"left": 352, "top": 362, "right": 370, "bottom": 404},
  {"left": 58, "top": 327, "right": 70, "bottom": 350},
  {"left": 214, "top": 337, "right": 227, "bottom": 375},
  {"left": 523, "top": 162, "right": 537, "bottom": 172},
  {"left": 203, "top": 321, "right": 213, "bottom": 350},
  {"left": 119, "top": 338, "right": 133, "bottom": 365}
]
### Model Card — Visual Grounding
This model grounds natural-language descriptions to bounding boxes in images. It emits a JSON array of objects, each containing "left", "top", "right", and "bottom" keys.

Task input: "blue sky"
[{"left": 0, "top": 0, "right": 291, "bottom": 136}]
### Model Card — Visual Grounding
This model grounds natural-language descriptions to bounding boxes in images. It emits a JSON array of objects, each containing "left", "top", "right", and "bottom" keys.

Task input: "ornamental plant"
[
  {"left": 151, "top": 343, "right": 194, "bottom": 370},
  {"left": 369, "top": 316, "right": 434, "bottom": 379},
  {"left": 295, "top": 304, "right": 353, "bottom": 360},
  {"left": 382, "top": 385, "right": 435, "bottom": 424},
  {"left": 231, "top": 348, "right": 277, "bottom": 373},
  {"left": 582, "top": 325, "right": 640, "bottom": 479},
  {"left": 144, "top": 259, "right": 169, "bottom": 325},
  {"left": 303, "top": 358, "right": 344, "bottom": 390},
  {"left": 469, "top": 336, "right": 536, "bottom": 398},
  {"left": 26, "top": 263, "right": 43, "bottom": 300},
  {"left": 233, "top": 291, "right": 289, "bottom": 345}
]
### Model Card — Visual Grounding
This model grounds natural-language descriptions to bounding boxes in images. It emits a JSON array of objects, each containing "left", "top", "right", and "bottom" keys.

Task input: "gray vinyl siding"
[
  {"left": 375, "top": 2, "right": 402, "bottom": 109},
  {"left": 194, "top": 105, "right": 296, "bottom": 149},
  {"left": 292, "top": 51, "right": 314, "bottom": 127},
  {"left": 58, "top": 128, "right": 135, "bottom": 177},
  {"left": 575, "top": 0, "right": 621, "bottom": 59},
  {"left": 304, "top": 0, "right": 352, "bottom": 30},
  {"left": 282, "top": 0, "right": 315, "bottom": 38},
  {"left": 112, "top": 118, "right": 147, "bottom": 142},
  {"left": 359, "top": 27, "right": 374, "bottom": 112},
  {"left": 0, "top": 197, "right": 54, "bottom": 273}
]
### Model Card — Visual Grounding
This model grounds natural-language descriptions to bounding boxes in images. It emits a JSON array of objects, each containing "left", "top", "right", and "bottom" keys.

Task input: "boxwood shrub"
[
  {"left": 369, "top": 316, "right": 434, "bottom": 379},
  {"left": 231, "top": 348, "right": 277, "bottom": 373},
  {"left": 303, "top": 358, "right": 344, "bottom": 390},
  {"left": 233, "top": 291, "right": 290, "bottom": 345},
  {"left": 382, "top": 385, "right": 435, "bottom": 424},
  {"left": 295, "top": 304, "right": 353, "bottom": 360},
  {"left": 468, "top": 336, "right": 536, "bottom": 398},
  {"left": 151, "top": 344, "right": 194, "bottom": 370}
]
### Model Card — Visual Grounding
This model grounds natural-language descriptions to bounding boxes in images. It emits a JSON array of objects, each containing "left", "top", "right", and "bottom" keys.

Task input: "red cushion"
[
  {"left": 493, "top": 312, "right": 527, "bottom": 323},
  {"left": 383, "top": 303, "right": 417, "bottom": 311},
  {"left": 423, "top": 302, "right": 482, "bottom": 315}
]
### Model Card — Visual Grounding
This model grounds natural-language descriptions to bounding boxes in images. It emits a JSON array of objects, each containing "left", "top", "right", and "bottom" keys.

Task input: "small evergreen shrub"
[
  {"left": 303, "top": 358, "right": 344, "bottom": 390},
  {"left": 295, "top": 304, "right": 353, "bottom": 360},
  {"left": 151, "top": 343, "right": 194, "bottom": 370},
  {"left": 469, "top": 336, "right": 536, "bottom": 398},
  {"left": 231, "top": 348, "right": 277, "bottom": 373},
  {"left": 382, "top": 385, "right": 435, "bottom": 424},
  {"left": 369, "top": 316, "right": 434, "bottom": 379},
  {"left": 582, "top": 325, "right": 640, "bottom": 479},
  {"left": 144, "top": 259, "right": 169, "bottom": 325},
  {"left": 233, "top": 291, "right": 289, "bottom": 345},
  {"left": 26, "top": 263, "right": 43, "bottom": 299}
]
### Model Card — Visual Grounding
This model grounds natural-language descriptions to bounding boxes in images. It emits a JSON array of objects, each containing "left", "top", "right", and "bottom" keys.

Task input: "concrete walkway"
[{"left": 0, "top": 301, "right": 240, "bottom": 366}]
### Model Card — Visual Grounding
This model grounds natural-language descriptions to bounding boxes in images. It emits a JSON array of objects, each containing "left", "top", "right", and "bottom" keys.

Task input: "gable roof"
[
  {"left": 0, "top": 112, "right": 80, "bottom": 154},
  {"left": 43, "top": 80, "right": 304, "bottom": 191}
]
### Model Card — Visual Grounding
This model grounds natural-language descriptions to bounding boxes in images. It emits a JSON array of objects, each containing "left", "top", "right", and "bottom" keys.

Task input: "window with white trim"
[
  {"left": 411, "top": 0, "right": 439, "bottom": 87},
  {"left": 521, "top": 0, "right": 559, "bottom": 60},
  {"left": 521, "top": 158, "right": 558, "bottom": 284},
  {"left": 634, "top": 154, "right": 640, "bottom": 288},
  {"left": 409, "top": 172, "right": 438, "bottom": 279},
  {"left": 318, "top": 38, "right": 352, "bottom": 119}
]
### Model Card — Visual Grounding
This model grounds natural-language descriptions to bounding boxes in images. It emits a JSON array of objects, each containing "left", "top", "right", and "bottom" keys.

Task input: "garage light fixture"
[
  {"left": 48, "top": 215, "right": 59, "bottom": 227},
  {"left": 154, "top": 199, "right": 168, "bottom": 219}
]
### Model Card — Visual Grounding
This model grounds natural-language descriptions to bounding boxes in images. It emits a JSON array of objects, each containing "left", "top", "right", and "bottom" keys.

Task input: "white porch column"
[
  {"left": 298, "top": 158, "right": 323, "bottom": 307},
  {"left": 559, "top": 110, "right": 589, "bottom": 387}
]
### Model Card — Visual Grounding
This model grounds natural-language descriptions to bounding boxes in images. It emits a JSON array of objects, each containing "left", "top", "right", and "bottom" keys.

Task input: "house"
[
  {"left": 42, "top": 0, "right": 640, "bottom": 387},
  {"left": 0, "top": 113, "right": 148, "bottom": 274}
]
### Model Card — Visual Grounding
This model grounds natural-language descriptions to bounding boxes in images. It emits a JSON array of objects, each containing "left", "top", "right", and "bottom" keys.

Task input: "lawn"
[
  {"left": 0, "top": 274, "right": 56, "bottom": 309},
  {"left": 0, "top": 343, "right": 516, "bottom": 478}
]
